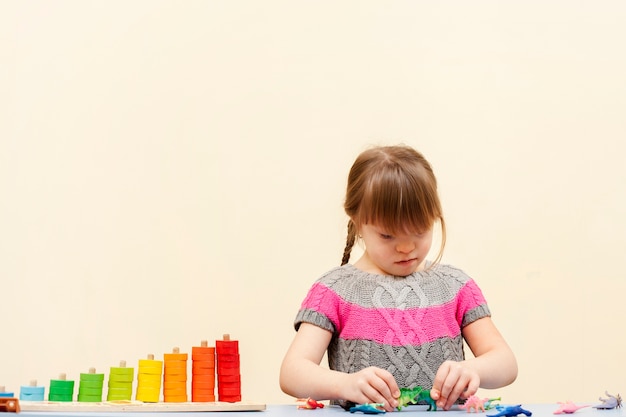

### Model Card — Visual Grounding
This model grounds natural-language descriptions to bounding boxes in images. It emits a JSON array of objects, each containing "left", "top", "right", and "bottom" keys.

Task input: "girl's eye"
[{"left": 379, "top": 234, "right": 393, "bottom": 240}]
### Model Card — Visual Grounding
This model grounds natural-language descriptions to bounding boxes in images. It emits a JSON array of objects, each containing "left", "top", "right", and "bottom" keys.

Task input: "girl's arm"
[
  {"left": 279, "top": 322, "right": 400, "bottom": 411},
  {"left": 431, "top": 317, "right": 518, "bottom": 410}
]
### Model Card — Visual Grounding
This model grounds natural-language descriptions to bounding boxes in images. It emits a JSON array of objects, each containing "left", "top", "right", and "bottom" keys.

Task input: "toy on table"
[
  {"left": 164, "top": 347, "right": 189, "bottom": 402},
  {"left": 135, "top": 353, "right": 163, "bottom": 403},
  {"left": 296, "top": 397, "right": 325, "bottom": 409},
  {"left": 107, "top": 361, "right": 134, "bottom": 401},
  {"left": 192, "top": 339, "right": 216, "bottom": 402},
  {"left": 461, "top": 395, "right": 491, "bottom": 413},
  {"left": 48, "top": 373, "right": 74, "bottom": 402},
  {"left": 488, "top": 405, "right": 532, "bottom": 417},
  {"left": 396, "top": 386, "right": 437, "bottom": 411},
  {"left": 553, "top": 401, "right": 589, "bottom": 414},
  {"left": 216, "top": 334, "right": 242, "bottom": 402},
  {"left": 593, "top": 391, "right": 622, "bottom": 409},
  {"left": 349, "top": 403, "right": 386, "bottom": 414},
  {"left": 484, "top": 398, "right": 502, "bottom": 410},
  {"left": 20, "top": 380, "right": 45, "bottom": 401},
  {"left": 77, "top": 368, "right": 104, "bottom": 402},
  {"left": 0, "top": 397, "right": 20, "bottom": 413},
  {"left": 0, "top": 386, "right": 15, "bottom": 399}
]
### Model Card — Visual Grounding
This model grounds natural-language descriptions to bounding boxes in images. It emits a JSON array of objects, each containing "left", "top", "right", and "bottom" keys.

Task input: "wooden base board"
[{"left": 20, "top": 400, "right": 266, "bottom": 413}]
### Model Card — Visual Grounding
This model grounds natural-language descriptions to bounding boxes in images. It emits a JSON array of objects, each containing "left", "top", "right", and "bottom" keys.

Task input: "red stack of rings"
[{"left": 216, "top": 334, "right": 241, "bottom": 402}]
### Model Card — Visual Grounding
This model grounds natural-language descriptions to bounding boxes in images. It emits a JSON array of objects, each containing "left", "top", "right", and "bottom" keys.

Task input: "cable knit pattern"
[{"left": 294, "top": 263, "right": 490, "bottom": 389}]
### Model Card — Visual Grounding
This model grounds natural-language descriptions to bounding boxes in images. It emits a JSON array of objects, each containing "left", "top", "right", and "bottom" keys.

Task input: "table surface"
[{"left": 13, "top": 403, "right": 626, "bottom": 417}]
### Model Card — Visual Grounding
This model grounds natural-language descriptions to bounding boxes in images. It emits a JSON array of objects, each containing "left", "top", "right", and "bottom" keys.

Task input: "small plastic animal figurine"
[
  {"left": 593, "top": 391, "right": 622, "bottom": 410},
  {"left": 296, "top": 397, "right": 325, "bottom": 409},
  {"left": 553, "top": 401, "right": 589, "bottom": 414},
  {"left": 488, "top": 405, "right": 532, "bottom": 417},
  {"left": 396, "top": 386, "right": 437, "bottom": 411},
  {"left": 349, "top": 403, "right": 386, "bottom": 414},
  {"left": 484, "top": 397, "right": 502, "bottom": 410},
  {"left": 461, "top": 395, "right": 489, "bottom": 413}
]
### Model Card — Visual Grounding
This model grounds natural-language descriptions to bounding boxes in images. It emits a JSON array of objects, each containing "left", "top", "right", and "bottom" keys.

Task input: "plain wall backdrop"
[{"left": 2, "top": 0, "right": 625, "bottom": 405}]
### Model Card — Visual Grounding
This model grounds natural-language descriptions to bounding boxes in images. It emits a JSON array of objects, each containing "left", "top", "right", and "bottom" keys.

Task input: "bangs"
[{"left": 356, "top": 165, "right": 440, "bottom": 235}]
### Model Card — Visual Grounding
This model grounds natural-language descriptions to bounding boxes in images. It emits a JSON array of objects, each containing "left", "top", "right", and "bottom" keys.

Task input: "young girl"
[{"left": 279, "top": 145, "right": 517, "bottom": 411}]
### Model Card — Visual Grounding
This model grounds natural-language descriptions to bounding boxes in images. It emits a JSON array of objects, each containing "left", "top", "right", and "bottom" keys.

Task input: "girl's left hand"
[{"left": 430, "top": 360, "right": 480, "bottom": 410}]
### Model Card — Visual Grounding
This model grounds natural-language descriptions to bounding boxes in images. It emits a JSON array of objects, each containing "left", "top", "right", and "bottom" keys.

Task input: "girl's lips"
[{"left": 396, "top": 258, "right": 417, "bottom": 265}]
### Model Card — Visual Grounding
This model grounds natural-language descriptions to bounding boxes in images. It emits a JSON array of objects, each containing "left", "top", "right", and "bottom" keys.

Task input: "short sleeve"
[{"left": 294, "top": 281, "right": 341, "bottom": 334}]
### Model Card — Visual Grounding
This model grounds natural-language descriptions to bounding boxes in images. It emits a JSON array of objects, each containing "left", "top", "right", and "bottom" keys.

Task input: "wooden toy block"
[
  {"left": 78, "top": 368, "right": 104, "bottom": 402},
  {"left": 191, "top": 339, "right": 216, "bottom": 403},
  {"left": 136, "top": 354, "right": 163, "bottom": 403},
  {"left": 216, "top": 334, "right": 241, "bottom": 403},
  {"left": 163, "top": 347, "right": 188, "bottom": 403},
  {"left": 48, "top": 373, "right": 74, "bottom": 402},
  {"left": 0, "top": 397, "right": 20, "bottom": 413},
  {"left": 20, "top": 380, "right": 45, "bottom": 401},
  {"left": 0, "top": 386, "right": 15, "bottom": 398},
  {"left": 107, "top": 360, "right": 134, "bottom": 401}
]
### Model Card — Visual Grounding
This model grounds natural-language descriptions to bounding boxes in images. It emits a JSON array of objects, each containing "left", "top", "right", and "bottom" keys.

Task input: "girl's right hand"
[{"left": 343, "top": 367, "right": 400, "bottom": 412}]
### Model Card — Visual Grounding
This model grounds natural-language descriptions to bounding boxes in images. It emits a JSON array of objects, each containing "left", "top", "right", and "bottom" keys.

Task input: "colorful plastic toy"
[
  {"left": 553, "top": 401, "right": 589, "bottom": 414},
  {"left": 349, "top": 403, "right": 386, "bottom": 414},
  {"left": 484, "top": 397, "right": 502, "bottom": 410},
  {"left": 488, "top": 405, "right": 532, "bottom": 417},
  {"left": 461, "top": 395, "right": 489, "bottom": 413},
  {"left": 296, "top": 397, "right": 325, "bottom": 409},
  {"left": 396, "top": 386, "right": 436, "bottom": 411},
  {"left": 593, "top": 391, "right": 622, "bottom": 410}
]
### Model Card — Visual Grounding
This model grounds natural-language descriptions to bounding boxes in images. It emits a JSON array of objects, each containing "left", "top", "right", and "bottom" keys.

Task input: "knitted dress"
[{"left": 294, "top": 263, "right": 491, "bottom": 390}]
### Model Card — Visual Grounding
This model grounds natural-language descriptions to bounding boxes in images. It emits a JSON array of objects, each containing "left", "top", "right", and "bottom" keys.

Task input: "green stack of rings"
[
  {"left": 48, "top": 374, "right": 74, "bottom": 402},
  {"left": 107, "top": 361, "right": 134, "bottom": 401},
  {"left": 77, "top": 368, "right": 104, "bottom": 402}
]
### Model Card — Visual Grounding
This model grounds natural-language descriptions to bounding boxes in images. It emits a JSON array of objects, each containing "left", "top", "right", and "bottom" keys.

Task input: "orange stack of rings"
[
  {"left": 191, "top": 340, "right": 216, "bottom": 402},
  {"left": 163, "top": 347, "right": 188, "bottom": 403},
  {"left": 216, "top": 334, "right": 241, "bottom": 402}
]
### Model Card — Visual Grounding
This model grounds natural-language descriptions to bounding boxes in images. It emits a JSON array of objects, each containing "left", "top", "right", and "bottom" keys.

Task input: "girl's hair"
[{"left": 341, "top": 145, "right": 447, "bottom": 267}]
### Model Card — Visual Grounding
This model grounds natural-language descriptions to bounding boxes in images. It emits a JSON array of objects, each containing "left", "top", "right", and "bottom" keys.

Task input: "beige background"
[{"left": 2, "top": 0, "right": 625, "bottom": 406}]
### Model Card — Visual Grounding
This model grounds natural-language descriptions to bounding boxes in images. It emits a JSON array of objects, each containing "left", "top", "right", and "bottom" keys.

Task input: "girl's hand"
[
  {"left": 430, "top": 360, "right": 480, "bottom": 410},
  {"left": 343, "top": 367, "right": 400, "bottom": 412}
]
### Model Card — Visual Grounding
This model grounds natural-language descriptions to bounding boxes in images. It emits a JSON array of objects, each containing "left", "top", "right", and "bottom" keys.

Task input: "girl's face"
[{"left": 355, "top": 222, "right": 433, "bottom": 277}]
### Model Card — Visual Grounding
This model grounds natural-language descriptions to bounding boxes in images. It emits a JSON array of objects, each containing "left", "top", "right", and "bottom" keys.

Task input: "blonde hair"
[{"left": 341, "top": 145, "right": 446, "bottom": 267}]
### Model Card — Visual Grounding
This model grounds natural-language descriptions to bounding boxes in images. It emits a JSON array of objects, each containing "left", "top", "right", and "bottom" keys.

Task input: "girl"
[{"left": 279, "top": 145, "right": 517, "bottom": 411}]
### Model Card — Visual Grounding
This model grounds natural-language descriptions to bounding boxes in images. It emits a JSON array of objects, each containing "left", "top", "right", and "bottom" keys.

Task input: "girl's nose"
[{"left": 396, "top": 240, "right": 416, "bottom": 253}]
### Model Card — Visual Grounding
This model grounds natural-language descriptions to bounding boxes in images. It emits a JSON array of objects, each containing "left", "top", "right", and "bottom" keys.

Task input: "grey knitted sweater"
[{"left": 294, "top": 263, "right": 491, "bottom": 389}]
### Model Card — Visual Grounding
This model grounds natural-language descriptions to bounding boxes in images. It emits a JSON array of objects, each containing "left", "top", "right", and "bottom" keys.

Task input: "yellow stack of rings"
[{"left": 135, "top": 355, "right": 163, "bottom": 403}]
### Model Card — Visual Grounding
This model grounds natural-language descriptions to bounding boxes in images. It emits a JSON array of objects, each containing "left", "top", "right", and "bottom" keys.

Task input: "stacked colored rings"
[
  {"left": 48, "top": 374, "right": 74, "bottom": 402},
  {"left": 135, "top": 355, "right": 163, "bottom": 403},
  {"left": 216, "top": 335, "right": 241, "bottom": 402},
  {"left": 20, "top": 380, "right": 45, "bottom": 401},
  {"left": 163, "top": 348, "right": 188, "bottom": 402},
  {"left": 77, "top": 368, "right": 104, "bottom": 402},
  {"left": 107, "top": 361, "right": 134, "bottom": 401},
  {"left": 0, "top": 386, "right": 15, "bottom": 398},
  {"left": 191, "top": 340, "right": 216, "bottom": 402}
]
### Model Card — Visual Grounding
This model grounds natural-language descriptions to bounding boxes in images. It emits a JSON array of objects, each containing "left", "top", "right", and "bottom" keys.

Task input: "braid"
[{"left": 341, "top": 220, "right": 356, "bottom": 266}]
